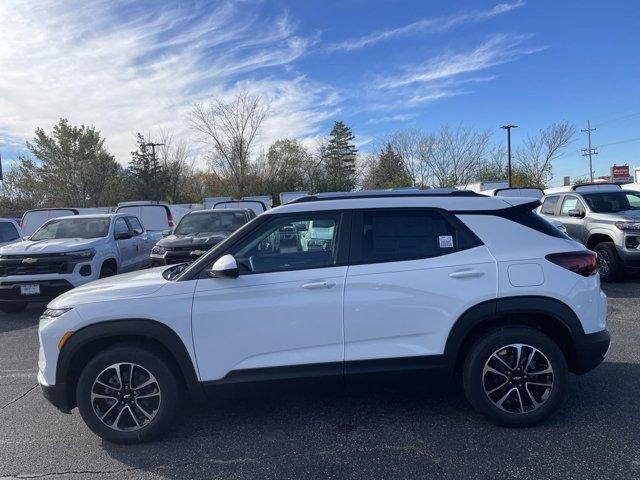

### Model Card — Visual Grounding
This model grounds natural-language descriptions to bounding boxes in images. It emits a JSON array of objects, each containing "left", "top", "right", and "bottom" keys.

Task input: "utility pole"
[
  {"left": 581, "top": 120, "right": 597, "bottom": 183},
  {"left": 501, "top": 124, "right": 518, "bottom": 187}
]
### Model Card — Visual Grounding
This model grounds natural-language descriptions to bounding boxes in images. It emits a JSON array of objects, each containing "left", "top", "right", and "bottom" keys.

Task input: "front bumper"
[
  {"left": 0, "top": 279, "right": 74, "bottom": 303},
  {"left": 38, "top": 371, "right": 71, "bottom": 413},
  {"left": 573, "top": 329, "right": 611, "bottom": 374}
]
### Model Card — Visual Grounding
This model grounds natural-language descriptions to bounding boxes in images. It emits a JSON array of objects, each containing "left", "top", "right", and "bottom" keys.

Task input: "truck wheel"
[
  {"left": 462, "top": 326, "right": 567, "bottom": 427},
  {"left": 0, "top": 302, "right": 27, "bottom": 314},
  {"left": 99, "top": 263, "right": 116, "bottom": 278},
  {"left": 594, "top": 242, "right": 623, "bottom": 282},
  {"left": 76, "top": 344, "right": 182, "bottom": 444}
]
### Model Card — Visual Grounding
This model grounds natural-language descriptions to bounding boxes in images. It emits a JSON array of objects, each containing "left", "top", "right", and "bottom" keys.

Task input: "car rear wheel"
[
  {"left": 76, "top": 344, "right": 181, "bottom": 444},
  {"left": 0, "top": 302, "right": 28, "bottom": 314},
  {"left": 594, "top": 242, "right": 623, "bottom": 282},
  {"left": 462, "top": 326, "right": 567, "bottom": 427}
]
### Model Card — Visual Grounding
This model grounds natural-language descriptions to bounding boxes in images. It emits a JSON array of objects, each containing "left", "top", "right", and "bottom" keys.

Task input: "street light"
[{"left": 501, "top": 124, "right": 518, "bottom": 187}]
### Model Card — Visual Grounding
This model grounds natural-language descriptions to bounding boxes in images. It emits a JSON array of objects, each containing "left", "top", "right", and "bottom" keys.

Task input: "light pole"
[{"left": 501, "top": 124, "right": 518, "bottom": 187}]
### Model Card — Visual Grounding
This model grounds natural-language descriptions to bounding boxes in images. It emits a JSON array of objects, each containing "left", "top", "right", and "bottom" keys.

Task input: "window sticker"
[{"left": 439, "top": 235, "right": 454, "bottom": 248}]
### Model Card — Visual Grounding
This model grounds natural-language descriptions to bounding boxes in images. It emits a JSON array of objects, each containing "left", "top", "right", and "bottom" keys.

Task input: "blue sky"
[{"left": 0, "top": 0, "right": 638, "bottom": 185}]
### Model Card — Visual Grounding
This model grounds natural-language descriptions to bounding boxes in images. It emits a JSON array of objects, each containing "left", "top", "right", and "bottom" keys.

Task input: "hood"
[
  {"left": 158, "top": 232, "right": 228, "bottom": 248},
  {"left": 0, "top": 237, "right": 105, "bottom": 255},
  {"left": 590, "top": 210, "right": 640, "bottom": 222},
  {"left": 49, "top": 266, "right": 170, "bottom": 308}
]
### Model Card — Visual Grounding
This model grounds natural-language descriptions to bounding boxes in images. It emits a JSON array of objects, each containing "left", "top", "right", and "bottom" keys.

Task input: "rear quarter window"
[{"left": 0, "top": 222, "right": 19, "bottom": 242}]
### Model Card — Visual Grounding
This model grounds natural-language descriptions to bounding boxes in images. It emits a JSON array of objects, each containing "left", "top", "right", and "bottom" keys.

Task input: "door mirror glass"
[
  {"left": 114, "top": 231, "right": 133, "bottom": 240},
  {"left": 568, "top": 209, "right": 584, "bottom": 218},
  {"left": 162, "top": 229, "right": 172, "bottom": 237},
  {"left": 208, "top": 254, "right": 239, "bottom": 278}
]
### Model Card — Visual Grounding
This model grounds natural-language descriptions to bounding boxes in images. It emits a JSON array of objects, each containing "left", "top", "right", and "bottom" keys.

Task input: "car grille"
[
  {"left": 165, "top": 246, "right": 213, "bottom": 264},
  {"left": 0, "top": 254, "right": 70, "bottom": 276}
]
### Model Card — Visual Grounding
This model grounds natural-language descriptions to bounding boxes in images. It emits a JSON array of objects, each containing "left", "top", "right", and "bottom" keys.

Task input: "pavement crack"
[
  {"left": 0, "top": 467, "right": 137, "bottom": 479},
  {"left": 1, "top": 384, "right": 37, "bottom": 410}
]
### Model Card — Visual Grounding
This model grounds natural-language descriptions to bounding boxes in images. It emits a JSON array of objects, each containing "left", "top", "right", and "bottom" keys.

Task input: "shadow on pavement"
[
  {"left": 0, "top": 303, "right": 45, "bottom": 334},
  {"left": 103, "top": 361, "right": 640, "bottom": 480}
]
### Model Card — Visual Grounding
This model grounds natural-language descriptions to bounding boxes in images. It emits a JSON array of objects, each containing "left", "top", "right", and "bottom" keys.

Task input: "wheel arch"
[
  {"left": 100, "top": 257, "right": 118, "bottom": 274},
  {"left": 57, "top": 319, "right": 204, "bottom": 411},
  {"left": 445, "top": 296, "right": 586, "bottom": 375},
  {"left": 586, "top": 232, "right": 614, "bottom": 250}
]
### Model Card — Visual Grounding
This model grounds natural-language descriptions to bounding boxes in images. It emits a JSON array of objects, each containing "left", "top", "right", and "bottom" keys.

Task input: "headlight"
[
  {"left": 152, "top": 246, "right": 168, "bottom": 255},
  {"left": 64, "top": 248, "right": 96, "bottom": 259},
  {"left": 41, "top": 308, "right": 72, "bottom": 319},
  {"left": 615, "top": 222, "right": 640, "bottom": 231}
]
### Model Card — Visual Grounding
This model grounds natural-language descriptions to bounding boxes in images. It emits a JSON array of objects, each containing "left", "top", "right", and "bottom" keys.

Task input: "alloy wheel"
[
  {"left": 90, "top": 362, "right": 162, "bottom": 431},
  {"left": 482, "top": 344, "right": 554, "bottom": 414},
  {"left": 596, "top": 249, "right": 611, "bottom": 277}
]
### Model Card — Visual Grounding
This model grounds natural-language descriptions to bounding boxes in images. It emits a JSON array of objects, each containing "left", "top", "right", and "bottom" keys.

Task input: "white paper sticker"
[{"left": 439, "top": 235, "right": 454, "bottom": 248}]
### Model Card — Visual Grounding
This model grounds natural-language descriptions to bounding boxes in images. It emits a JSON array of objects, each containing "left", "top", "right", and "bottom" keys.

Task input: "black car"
[{"left": 150, "top": 209, "right": 255, "bottom": 266}]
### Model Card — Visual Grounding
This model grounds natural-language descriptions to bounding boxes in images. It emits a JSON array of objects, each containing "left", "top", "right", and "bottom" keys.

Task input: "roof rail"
[{"left": 289, "top": 189, "right": 483, "bottom": 204}]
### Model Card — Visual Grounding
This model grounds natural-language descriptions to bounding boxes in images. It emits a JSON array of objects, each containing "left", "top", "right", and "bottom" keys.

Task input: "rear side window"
[
  {"left": 117, "top": 206, "right": 168, "bottom": 231},
  {"left": 0, "top": 222, "right": 19, "bottom": 242},
  {"left": 540, "top": 196, "right": 559, "bottom": 215},
  {"left": 353, "top": 209, "right": 482, "bottom": 264}
]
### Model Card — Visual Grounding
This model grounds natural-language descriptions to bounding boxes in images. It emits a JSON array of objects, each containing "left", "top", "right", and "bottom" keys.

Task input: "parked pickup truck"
[{"left": 0, "top": 213, "right": 160, "bottom": 313}]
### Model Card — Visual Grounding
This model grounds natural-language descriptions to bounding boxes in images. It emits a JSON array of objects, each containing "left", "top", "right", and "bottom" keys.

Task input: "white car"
[
  {"left": 0, "top": 214, "right": 158, "bottom": 313},
  {"left": 38, "top": 190, "right": 610, "bottom": 443}
]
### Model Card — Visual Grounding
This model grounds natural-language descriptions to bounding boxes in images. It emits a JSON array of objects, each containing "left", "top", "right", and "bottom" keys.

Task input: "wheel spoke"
[
  {"left": 92, "top": 393, "right": 117, "bottom": 401},
  {"left": 526, "top": 381, "right": 553, "bottom": 388},
  {"left": 134, "top": 378, "right": 155, "bottom": 391},
  {"left": 492, "top": 353, "right": 515, "bottom": 372},
  {"left": 524, "top": 385, "right": 541, "bottom": 408},
  {"left": 99, "top": 402, "right": 119, "bottom": 420},
  {"left": 515, "top": 388, "right": 524, "bottom": 413},
  {"left": 95, "top": 379, "right": 120, "bottom": 392},
  {"left": 134, "top": 401, "right": 153, "bottom": 420},
  {"left": 496, "top": 387, "right": 517, "bottom": 408},
  {"left": 486, "top": 380, "right": 508, "bottom": 395},
  {"left": 136, "top": 392, "right": 160, "bottom": 400}
]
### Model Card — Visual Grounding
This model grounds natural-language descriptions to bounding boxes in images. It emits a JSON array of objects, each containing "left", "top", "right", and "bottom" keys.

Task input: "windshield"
[
  {"left": 582, "top": 192, "right": 640, "bottom": 213},
  {"left": 174, "top": 211, "right": 247, "bottom": 235},
  {"left": 31, "top": 218, "right": 110, "bottom": 240}
]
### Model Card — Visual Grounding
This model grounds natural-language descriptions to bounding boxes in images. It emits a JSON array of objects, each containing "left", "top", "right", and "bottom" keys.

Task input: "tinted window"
[
  {"left": 358, "top": 210, "right": 473, "bottom": 263},
  {"left": 175, "top": 211, "right": 247, "bottom": 235},
  {"left": 127, "top": 217, "right": 144, "bottom": 235},
  {"left": 0, "top": 222, "right": 19, "bottom": 242},
  {"left": 31, "top": 218, "right": 110, "bottom": 240},
  {"left": 540, "top": 196, "right": 559, "bottom": 215},
  {"left": 114, "top": 218, "right": 129, "bottom": 235},
  {"left": 230, "top": 213, "right": 341, "bottom": 274},
  {"left": 581, "top": 191, "right": 640, "bottom": 212},
  {"left": 560, "top": 196, "right": 583, "bottom": 216}
]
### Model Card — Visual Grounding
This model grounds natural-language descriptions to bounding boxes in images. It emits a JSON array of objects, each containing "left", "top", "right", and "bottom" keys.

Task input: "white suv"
[{"left": 38, "top": 190, "right": 610, "bottom": 443}]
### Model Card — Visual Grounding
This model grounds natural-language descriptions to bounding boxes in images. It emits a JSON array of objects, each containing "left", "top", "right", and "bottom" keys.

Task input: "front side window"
[
  {"left": 582, "top": 191, "right": 640, "bottom": 213},
  {"left": 357, "top": 209, "right": 475, "bottom": 264},
  {"left": 541, "top": 196, "right": 559, "bottom": 215},
  {"left": 31, "top": 218, "right": 110, "bottom": 240},
  {"left": 0, "top": 222, "right": 19, "bottom": 242},
  {"left": 127, "top": 217, "right": 144, "bottom": 235},
  {"left": 560, "top": 196, "right": 583, "bottom": 216},
  {"left": 230, "top": 213, "right": 341, "bottom": 274},
  {"left": 114, "top": 218, "right": 130, "bottom": 236}
]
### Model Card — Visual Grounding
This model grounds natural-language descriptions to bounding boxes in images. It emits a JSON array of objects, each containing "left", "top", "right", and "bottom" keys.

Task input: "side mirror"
[
  {"left": 295, "top": 223, "right": 308, "bottom": 232},
  {"left": 162, "top": 229, "right": 172, "bottom": 237},
  {"left": 207, "top": 254, "right": 239, "bottom": 278},
  {"left": 568, "top": 209, "right": 584, "bottom": 218},
  {"left": 114, "top": 231, "right": 133, "bottom": 240},
  {"left": 22, "top": 236, "right": 31, "bottom": 241}
]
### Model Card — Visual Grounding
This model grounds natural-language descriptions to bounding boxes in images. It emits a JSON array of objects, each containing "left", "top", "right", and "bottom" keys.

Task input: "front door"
[
  {"left": 191, "top": 211, "right": 350, "bottom": 382},
  {"left": 114, "top": 217, "right": 137, "bottom": 272},
  {"left": 558, "top": 195, "right": 587, "bottom": 243},
  {"left": 343, "top": 208, "right": 497, "bottom": 371}
]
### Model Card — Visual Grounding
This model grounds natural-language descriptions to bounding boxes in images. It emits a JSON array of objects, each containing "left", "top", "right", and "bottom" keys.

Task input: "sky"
[{"left": 0, "top": 0, "right": 638, "bottom": 186}]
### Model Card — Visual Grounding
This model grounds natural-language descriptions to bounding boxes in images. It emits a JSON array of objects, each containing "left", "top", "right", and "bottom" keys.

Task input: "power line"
[
  {"left": 593, "top": 111, "right": 640, "bottom": 128},
  {"left": 581, "top": 120, "right": 597, "bottom": 183},
  {"left": 596, "top": 137, "right": 640, "bottom": 149}
]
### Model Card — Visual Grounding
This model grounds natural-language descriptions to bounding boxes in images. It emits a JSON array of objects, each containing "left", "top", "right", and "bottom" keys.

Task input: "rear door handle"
[
  {"left": 449, "top": 269, "right": 484, "bottom": 279},
  {"left": 302, "top": 281, "right": 336, "bottom": 290}
]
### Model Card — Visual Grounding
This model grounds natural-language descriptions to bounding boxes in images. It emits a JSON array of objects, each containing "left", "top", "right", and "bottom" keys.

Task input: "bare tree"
[
  {"left": 388, "top": 128, "right": 433, "bottom": 188},
  {"left": 189, "top": 90, "right": 269, "bottom": 198},
  {"left": 155, "top": 130, "right": 194, "bottom": 203},
  {"left": 425, "top": 125, "right": 491, "bottom": 187},
  {"left": 515, "top": 121, "right": 576, "bottom": 188}
]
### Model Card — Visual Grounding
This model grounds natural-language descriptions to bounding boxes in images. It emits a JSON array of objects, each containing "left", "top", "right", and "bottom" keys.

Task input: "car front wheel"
[
  {"left": 462, "top": 326, "right": 567, "bottom": 427},
  {"left": 76, "top": 344, "right": 181, "bottom": 444}
]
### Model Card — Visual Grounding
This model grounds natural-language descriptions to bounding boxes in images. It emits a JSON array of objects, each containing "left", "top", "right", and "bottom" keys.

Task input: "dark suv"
[{"left": 150, "top": 209, "right": 255, "bottom": 266}]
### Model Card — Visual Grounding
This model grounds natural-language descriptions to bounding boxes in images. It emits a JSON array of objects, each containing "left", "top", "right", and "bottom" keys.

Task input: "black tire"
[
  {"left": 0, "top": 302, "right": 27, "bottom": 314},
  {"left": 462, "top": 326, "right": 567, "bottom": 427},
  {"left": 99, "top": 263, "right": 116, "bottom": 278},
  {"left": 594, "top": 242, "right": 624, "bottom": 282},
  {"left": 76, "top": 344, "right": 182, "bottom": 444}
]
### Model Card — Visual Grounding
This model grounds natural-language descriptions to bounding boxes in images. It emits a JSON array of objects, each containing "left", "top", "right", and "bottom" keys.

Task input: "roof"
[{"left": 268, "top": 191, "right": 529, "bottom": 215}]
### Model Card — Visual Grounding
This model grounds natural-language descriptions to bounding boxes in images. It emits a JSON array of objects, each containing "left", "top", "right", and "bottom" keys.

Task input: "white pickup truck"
[{"left": 0, "top": 213, "right": 160, "bottom": 313}]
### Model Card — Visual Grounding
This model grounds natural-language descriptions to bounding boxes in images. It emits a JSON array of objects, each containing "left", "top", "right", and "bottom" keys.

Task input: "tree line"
[{"left": 0, "top": 91, "right": 575, "bottom": 217}]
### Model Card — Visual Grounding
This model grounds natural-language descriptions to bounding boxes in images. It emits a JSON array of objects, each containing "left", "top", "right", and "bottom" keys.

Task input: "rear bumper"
[
  {"left": 0, "top": 280, "right": 74, "bottom": 303},
  {"left": 573, "top": 329, "right": 611, "bottom": 374}
]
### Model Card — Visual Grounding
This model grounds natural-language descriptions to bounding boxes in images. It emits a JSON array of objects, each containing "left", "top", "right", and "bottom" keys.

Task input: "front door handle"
[
  {"left": 302, "top": 281, "right": 336, "bottom": 290},
  {"left": 449, "top": 269, "right": 484, "bottom": 279}
]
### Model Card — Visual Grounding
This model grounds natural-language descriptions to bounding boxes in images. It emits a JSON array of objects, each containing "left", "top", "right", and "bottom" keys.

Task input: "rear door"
[{"left": 343, "top": 208, "right": 497, "bottom": 370}]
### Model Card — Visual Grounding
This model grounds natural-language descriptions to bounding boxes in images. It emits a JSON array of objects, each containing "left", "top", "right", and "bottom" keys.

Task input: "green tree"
[
  {"left": 363, "top": 142, "right": 412, "bottom": 189},
  {"left": 128, "top": 133, "right": 167, "bottom": 200},
  {"left": 324, "top": 121, "right": 358, "bottom": 191}
]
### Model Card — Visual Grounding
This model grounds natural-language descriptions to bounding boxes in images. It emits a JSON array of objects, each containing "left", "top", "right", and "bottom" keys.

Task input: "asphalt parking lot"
[{"left": 1, "top": 279, "right": 639, "bottom": 480}]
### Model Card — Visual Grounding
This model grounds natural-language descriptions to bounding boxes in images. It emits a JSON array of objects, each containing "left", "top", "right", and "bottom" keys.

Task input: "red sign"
[{"left": 611, "top": 165, "right": 630, "bottom": 178}]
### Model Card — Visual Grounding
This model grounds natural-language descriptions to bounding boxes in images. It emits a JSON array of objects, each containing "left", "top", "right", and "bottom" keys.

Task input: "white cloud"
[
  {"left": 0, "top": 0, "right": 336, "bottom": 164},
  {"left": 366, "top": 113, "right": 418, "bottom": 125},
  {"left": 327, "top": 0, "right": 525, "bottom": 52}
]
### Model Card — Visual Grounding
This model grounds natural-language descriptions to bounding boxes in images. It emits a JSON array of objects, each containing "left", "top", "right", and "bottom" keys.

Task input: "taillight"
[
  {"left": 545, "top": 251, "right": 597, "bottom": 277},
  {"left": 167, "top": 211, "right": 174, "bottom": 227}
]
